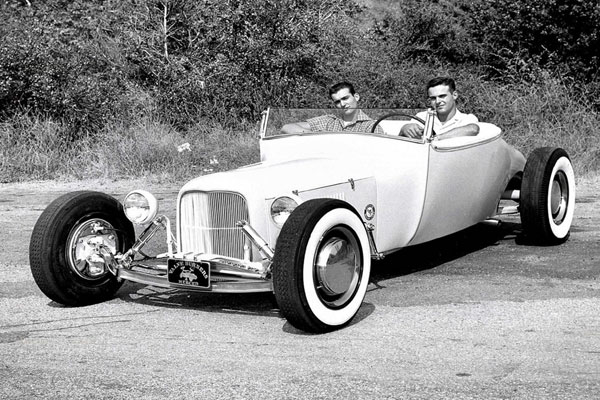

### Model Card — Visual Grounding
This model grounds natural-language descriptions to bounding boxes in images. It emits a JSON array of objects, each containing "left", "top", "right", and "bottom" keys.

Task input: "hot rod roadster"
[{"left": 29, "top": 108, "right": 576, "bottom": 333}]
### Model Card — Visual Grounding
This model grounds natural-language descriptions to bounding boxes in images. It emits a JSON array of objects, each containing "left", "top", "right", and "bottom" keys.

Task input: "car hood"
[{"left": 180, "top": 157, "right": 373, "bottom": 200}]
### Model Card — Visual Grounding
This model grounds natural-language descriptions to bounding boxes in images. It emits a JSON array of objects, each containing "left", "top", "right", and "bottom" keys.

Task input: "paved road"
[{"left": 1, "top": 179, "right": 599, "bottom": 399}]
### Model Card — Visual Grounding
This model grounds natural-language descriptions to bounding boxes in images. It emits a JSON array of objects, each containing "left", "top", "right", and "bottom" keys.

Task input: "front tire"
[
  {"left": 29, "top": 191, "right": 135, "bottom": 305},
  {"left": 273, "top": 199, "right": 371, "bottom": 333},
  {"left": 520, "top": 147, "right": 575, "bottom": 244}
]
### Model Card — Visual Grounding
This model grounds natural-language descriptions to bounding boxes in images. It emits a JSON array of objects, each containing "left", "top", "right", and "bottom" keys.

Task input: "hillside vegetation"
[{"left": 1, "top": 0, "right": 598, "bottom": 182}]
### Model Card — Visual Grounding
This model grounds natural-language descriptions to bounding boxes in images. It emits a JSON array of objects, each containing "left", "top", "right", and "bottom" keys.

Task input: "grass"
[
  {"left": 467, "top": 77, "right": 600, "bottom": 173},
  {"left": 0, "top": 114, "right": 83, "bottom": 182},
  {"left": 0, "top": 115, "right": 260, "bottom": 183},
  {"left": 1, "top": 76, "right": 598, "bottom": 184}
]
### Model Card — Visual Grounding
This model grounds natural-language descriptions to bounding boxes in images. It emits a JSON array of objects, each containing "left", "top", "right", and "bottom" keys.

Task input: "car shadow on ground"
[
  {"left": 117, "top": 219, "right": 522, "bottom": 330},
  {"left": 370, "top": 219, "right": 522, "bottom": 284},
  {"left": 117, "top": 284, "right": 281, "bottom": 318}
]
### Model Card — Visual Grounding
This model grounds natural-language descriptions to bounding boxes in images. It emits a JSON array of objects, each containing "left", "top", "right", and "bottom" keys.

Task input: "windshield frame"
[{"left": 259, "top": 108, "right": 431, "bottom": 142}]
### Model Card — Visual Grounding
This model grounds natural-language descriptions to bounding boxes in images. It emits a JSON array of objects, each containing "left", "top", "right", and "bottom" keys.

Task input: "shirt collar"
[
  {"left": 331, "top": 109, "right": 371, "bottom": 124},
  {"left": 437, "top": 109, "right": 464, "bottom": 126}
]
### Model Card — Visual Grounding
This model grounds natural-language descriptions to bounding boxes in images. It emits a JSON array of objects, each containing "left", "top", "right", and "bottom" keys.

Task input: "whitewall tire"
[
  {"left": 521, "top": 147, "right": 576, "bottom": 244},
  {"left": 273, "top": 199, "right": 371, "bottom": 333}
]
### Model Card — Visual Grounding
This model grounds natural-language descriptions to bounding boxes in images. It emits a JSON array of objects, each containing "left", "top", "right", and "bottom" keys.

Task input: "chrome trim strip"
[{"left": 431, "top": 134, "right": 502, "bottom": 152}]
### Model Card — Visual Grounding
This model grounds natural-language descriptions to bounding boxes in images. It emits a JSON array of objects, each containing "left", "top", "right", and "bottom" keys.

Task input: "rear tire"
[
  {"left": 273, "top": 199, "right": 371, "bottom": 333},
  {"left": 520, "top": 147, "right": 575, "bottom": 244},
  {"left": 29, "top": 191, "right": 135, "bottom": 305}
]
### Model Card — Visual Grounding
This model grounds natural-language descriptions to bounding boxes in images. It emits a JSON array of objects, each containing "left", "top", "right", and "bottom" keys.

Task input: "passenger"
[
  {"left": 281, "top": 81, "right": 384, "bottom": 134},
  {"left": 400, "top": 77, "right": 479, "bottom": 140}
]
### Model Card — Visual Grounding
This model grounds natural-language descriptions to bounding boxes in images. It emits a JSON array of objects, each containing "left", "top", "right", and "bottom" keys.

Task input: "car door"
[{"left": 408, "top": 129, "right": 512, "bottom": 245}]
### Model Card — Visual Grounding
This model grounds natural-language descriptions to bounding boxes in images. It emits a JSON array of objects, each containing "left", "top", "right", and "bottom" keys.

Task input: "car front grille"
[{"left": 179, "top": 191, "right": 250, "bottom": 259}]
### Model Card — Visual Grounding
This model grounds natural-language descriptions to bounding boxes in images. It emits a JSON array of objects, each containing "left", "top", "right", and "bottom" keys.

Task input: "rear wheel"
[
  {"left": 29, "top": 191, "right": 135, "bottom": 305},
  {"left": 520, "top": 147, "right": 575, "bottom": 244},
  {"left": 273, "top": 199, "right": 371, "bottom": 333}
]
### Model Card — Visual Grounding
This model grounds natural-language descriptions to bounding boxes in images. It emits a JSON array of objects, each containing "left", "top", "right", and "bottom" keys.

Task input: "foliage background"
[{"left": 0, "top": 0, "right": 598, "bottom": 182}]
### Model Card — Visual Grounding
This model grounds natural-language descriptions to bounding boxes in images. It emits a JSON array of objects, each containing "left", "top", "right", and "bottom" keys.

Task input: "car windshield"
[{"left": 263, "top": 108, "right": 424, "bottom": 138}]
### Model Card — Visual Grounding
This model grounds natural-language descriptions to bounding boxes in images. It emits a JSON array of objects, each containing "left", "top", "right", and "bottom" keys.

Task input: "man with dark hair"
[
  {"left": 281, "top": 81, "right": 383, "bottom": 134},
  {"left": 328, "top": 81, "right": 355, "bottom": 97},
  {"left": 400, "top": 77, "right": 479, "bottom": 139}
]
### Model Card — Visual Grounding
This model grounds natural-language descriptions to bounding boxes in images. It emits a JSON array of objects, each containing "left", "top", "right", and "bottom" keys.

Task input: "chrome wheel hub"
[
  {"left": 67, "top": 219, "right": 118, "bottom": 280},
  {"left": 550, "top": 171, "right": 569, "bottom": 224},
  {"left": 314, "top": 226, "right": 362, "bottom": 308}
]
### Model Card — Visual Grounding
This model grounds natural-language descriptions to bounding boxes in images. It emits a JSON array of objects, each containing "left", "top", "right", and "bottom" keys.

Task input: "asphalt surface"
[{"left": 1, "top": 178, "right": 599, "bottom": 399}]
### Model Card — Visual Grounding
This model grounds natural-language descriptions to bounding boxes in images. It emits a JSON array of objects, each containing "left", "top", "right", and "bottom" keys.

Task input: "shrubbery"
[
  {"left": 0, "top": 1, "right": 128, "bottom": 139},
  {"left": 0, "top": 0, "right": 598, "bottom": 182},
  {"left": 465, "top": 0, "right": 599, "bottom": 82}
]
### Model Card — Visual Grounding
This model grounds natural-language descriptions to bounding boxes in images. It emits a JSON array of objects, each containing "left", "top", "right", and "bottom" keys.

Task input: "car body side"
[{"left": 176, "top": 122, "right": 525, "bottom": 259}]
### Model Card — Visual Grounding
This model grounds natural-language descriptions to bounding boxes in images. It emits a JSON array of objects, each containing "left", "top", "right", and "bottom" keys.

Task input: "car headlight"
[
  {"left": 270, "top": 196, "right": 300, "bottom": 227},
  {"left": 123, "top": 190, "right": 159, "bottom": 224}
]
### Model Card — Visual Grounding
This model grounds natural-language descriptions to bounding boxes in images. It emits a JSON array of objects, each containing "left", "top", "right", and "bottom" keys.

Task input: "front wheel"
[
  {"left": 29, "top": 191, "right": 135, "bottom": 305},
  {"left": 520, "top": 147, "right": 575, "bottom": 244},
  {"left": 273, "top": 199, "right": 371, "bottom": 333}
]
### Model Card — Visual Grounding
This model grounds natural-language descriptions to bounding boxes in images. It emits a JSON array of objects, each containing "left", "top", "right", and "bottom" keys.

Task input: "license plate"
[{"left": 167, "top": 259, "right": 210, "bottom": 288}]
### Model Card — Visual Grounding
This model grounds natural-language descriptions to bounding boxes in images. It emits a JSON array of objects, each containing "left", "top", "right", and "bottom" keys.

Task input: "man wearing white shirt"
[{"left": 400, "top": 77, "right": 479, "bottom": 140}]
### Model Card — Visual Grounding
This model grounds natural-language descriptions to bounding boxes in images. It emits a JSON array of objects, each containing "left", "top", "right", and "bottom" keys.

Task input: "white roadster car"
[{"left": 29, "top": 108, "right": 576, "bottom": 333}]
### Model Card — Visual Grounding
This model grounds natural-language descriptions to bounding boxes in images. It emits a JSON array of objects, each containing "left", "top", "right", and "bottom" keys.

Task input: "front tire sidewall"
[{"left": 300, "top": 208, "right": 371, "bottom": 329}]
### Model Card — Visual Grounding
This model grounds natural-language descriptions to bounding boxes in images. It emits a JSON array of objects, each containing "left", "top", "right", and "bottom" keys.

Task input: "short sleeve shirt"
[
  {"left": 415, "top": 109, "right": 479, "bottom": 135},
  {"left": 307, "top": 110, "right": 384, "bottom": 134}
]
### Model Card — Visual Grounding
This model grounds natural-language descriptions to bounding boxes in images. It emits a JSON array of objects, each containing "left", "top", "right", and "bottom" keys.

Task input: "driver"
[
  {"left": 281, "top": 82, "right": 384, "bottom": 134},
  {"left": 400, "top": 77, "right": 479, "bottom": 140}
]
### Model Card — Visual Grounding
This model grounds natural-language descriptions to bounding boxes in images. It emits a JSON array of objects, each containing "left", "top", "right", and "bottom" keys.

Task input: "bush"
[
  {"left": 465, "top": 75, "right": 600, "bottom": 172},
  {"left": 464, "top": 0, "right": 600, "bottom": 82},
  {"left": 368, "top": 0, "right": 478, "bottom": 65},
  {"left": 112, "top": 0, "right": 367, "bottom": 125},
  {"left": 0, "top": 1, "right": 128, "bottom": 139},
  {"left": 0, "top": 0, "right": 598, "bottom": 182}
]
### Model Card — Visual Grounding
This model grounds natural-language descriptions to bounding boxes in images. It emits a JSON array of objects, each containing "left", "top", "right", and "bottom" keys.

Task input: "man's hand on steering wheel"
[{"left": 399, "top": 123, "right": 424, "bottom": 139}]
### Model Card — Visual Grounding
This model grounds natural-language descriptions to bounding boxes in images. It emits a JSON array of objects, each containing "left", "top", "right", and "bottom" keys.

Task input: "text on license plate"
[{"left": 167, "top": 259, "right": 210, "bottom": 288}]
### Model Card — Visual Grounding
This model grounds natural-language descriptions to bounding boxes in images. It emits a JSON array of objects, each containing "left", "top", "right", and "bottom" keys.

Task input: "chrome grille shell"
[{"left": 179, "top": 191, "right": 250, "bottom": 259}]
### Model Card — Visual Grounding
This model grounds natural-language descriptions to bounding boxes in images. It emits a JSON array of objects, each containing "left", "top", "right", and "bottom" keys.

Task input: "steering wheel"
[{"left": 370, "top": 112, "right": 436, "bottom": 137}]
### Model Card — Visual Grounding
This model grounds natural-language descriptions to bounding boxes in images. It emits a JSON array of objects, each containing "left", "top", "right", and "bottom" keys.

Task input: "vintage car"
[{"left": 29, "top": 108, "right": 576, "bottom": 333}]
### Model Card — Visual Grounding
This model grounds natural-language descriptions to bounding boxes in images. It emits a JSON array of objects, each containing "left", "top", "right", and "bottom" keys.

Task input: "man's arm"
[
  {"left": 436, "top": 123, "right": 479, "bottom": 140},
  {"left": 280, "top": 121, "right": 310, "bottom": 135}
]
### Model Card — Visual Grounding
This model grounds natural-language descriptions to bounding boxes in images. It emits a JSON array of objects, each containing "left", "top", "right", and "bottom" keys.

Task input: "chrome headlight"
[
  {"left": 270, "top": 196, "right": 301, "bottom": 227},
  {"left": 123, "top": 190, "right": 159, "bottom": 225}
]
